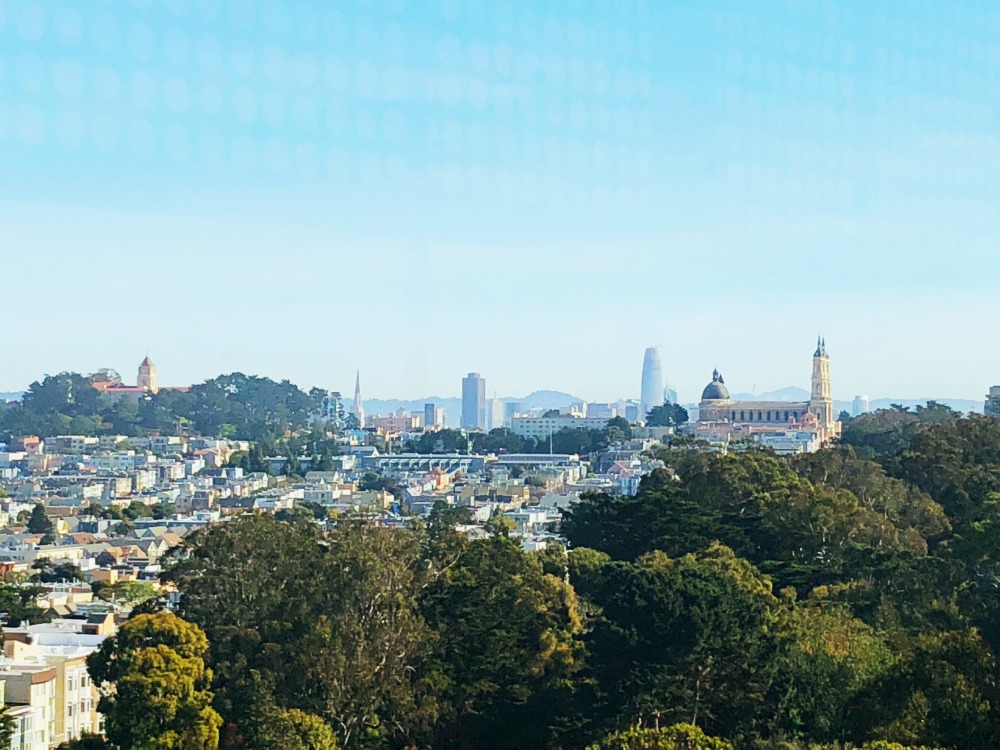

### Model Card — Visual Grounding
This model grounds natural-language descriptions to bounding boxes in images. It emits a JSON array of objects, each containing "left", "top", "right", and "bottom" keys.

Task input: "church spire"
[{"left": 352, "top": 371, "right": 366, "bottom": 428}]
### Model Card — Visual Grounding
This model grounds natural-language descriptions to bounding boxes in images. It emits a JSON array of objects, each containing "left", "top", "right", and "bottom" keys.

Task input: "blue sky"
[{"left": 1, "top": 0, "right": 998, "bottom": 403}]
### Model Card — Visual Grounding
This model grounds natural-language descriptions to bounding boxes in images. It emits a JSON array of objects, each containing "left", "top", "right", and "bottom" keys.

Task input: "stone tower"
[
  {"left": 809, "top": 337, "right": 833, "bottom": 427},
  {"left": 137, "top": 355, "right": 158, "bottom": 393}
]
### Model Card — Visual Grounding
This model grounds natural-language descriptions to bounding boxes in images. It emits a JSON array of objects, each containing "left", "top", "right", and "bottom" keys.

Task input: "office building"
[
  {"left": 511, "top": 415, "right": 611, "bottom": 440},
  {"left": 852, "top": 395, "right": 870, "bottom": 417},
  {"left": 504, "top": 402, "right": 522, "bottom": 424},
  {"left": 424, "top": 403, "right": 436, "bottom": 429},
  {"left": 640, "top": 347, "right": 664, "bottom": 420},
  {"left": 664, "top": 385, "right": 678, "bottom": 405},
  {"left": 461, "top": 373, "right": 486, "bottom": 431},
  {"left": 986, "top": 387, "right": 1000, "bottom": 417},
  {"left": 488, "top": 399, "right": 506, "bottom": 431},
  {"left": 587, "top": 403, "right": 617, "bottom": 419}
]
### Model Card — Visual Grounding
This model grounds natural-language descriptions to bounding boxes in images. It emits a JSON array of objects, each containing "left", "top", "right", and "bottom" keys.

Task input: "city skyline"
[{"left": 1, "top": 339, "right": 994, "bottom": 410}]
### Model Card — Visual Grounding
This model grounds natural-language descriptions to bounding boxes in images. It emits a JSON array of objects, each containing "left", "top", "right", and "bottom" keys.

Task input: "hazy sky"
[{"left": 1, "top": 0, "right": 998, "bottom": 403}]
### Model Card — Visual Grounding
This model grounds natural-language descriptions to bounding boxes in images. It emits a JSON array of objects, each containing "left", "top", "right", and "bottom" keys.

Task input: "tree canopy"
[{"left": 74, "top": 406, "right": 1000, "bottom": 750}]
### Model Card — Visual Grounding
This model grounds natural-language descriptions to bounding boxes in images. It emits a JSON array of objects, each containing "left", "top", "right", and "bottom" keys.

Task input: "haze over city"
[{"left": 2, "top": 1, "right": 999, "bottom": 400}]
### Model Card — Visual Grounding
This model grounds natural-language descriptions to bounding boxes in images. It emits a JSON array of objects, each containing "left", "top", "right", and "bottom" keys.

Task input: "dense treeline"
[
  {"left": 67, "top": 405, "right": 1000, "bottom": 749},
  {"left": 0, "top": 371, "right": 324, "bottom": 443},
  {"left": 410, "top": 418, "right": 634, "bottom": 456}
]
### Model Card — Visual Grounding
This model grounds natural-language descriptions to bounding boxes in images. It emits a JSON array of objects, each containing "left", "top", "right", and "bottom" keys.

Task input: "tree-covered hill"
[{"left": 0, "top": 371, "right": 326, "bottom": 443}]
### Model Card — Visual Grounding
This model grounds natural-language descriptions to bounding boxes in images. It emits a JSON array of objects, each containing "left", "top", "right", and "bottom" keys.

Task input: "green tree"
[
  {"left": 88, "top": 612, "right": 222, "bottom": 750},
  {"left": 57, "top": 733, "right": 112, "bottom": 749},
  {"left": 645, "top": 403, "right": 690, "bottom": 428},
  {"left": 850, "top": 629, "right": 1000, "bottom": 749},
  {"left": 578, "top": 544, "right": 781, "bottom": 742},
  {"left": 27, "top": 504, "right": 54, "bottom": 536},
  {"left": 419, "top": 535, "right": 584, "bottom": 750},
  {"left": 770, "top": 601, "right": 894, "bottom": 742},
  {"left": 587, "top": 724, "right": 734, "bottom": 750},
  {"left": 112, "top": 580, "right": 159, "bottom": 606},
  {"left": 253, "top": 708, "right": 339, "bottom": 750},
  {"left": 299, "top": 522, "right": 436, "bottom": 748},
  {"left": 170, "top": 516, "right": 435, "bottom": 750},
  {"left": 0, "top": 578, "right": 51, "bottom": 626},
  {"left": 0, "top": 705, "right": 14, "bottom": 750}
]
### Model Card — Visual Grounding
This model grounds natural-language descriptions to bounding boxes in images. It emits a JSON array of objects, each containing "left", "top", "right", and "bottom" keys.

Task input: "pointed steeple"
[
  {"left": 352, "top": 370, "right": 365, "bottom": 428},
  {"left": 814, "top": 335, "right": 823, "bottom": 357}
]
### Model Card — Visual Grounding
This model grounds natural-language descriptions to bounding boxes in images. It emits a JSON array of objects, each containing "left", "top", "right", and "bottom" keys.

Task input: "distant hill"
[
  {"left": 0, "top": 392, "right": 23, "bottom": 402},
  {"left": 867, "top": 398, "right": 983, "bottom": 415},
  {"left": 515, "top": 390, "right": 584, "bottom": 410},
  {"left": 727, "top": 386, "right": 983, "bottom": 416},
  {"left": 731, "top": 387, "right": 811, "bottom": 402}
]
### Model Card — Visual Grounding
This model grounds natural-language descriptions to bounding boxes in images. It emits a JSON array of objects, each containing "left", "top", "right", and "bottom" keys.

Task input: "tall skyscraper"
[
  {"left": 352, "top": 371, "right": 366, "bottom": 428},
  {"left": 424, "top": 403, "right": 436, "bottom": 429},
  {"left": 852, "top": 395, "right": 870, "bottom": 417},
  {"left": 461, "top": 373, "right": 486, "bottom": 431},
  {"left": 640, "top": 347, "right": 664, "bottom": 420},
  {"left": 488, "top": 398, "right": 506, "bottom": 431},
  {"left": 664, "top": 385, "right": 678, "bottom": 405}
]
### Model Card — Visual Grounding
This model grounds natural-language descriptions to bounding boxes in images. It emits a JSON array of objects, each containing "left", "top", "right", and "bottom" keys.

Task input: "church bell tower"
[
  {"left": 809, "top": 337, "right": 833, "bottom": 428},
  {"left": 138, "top": 355, "right": 158, "bottom": 394}
]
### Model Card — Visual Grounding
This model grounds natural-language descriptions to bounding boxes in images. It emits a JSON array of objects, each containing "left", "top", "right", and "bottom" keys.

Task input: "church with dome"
[{"left": 691, "top": 338, "right": 841, "bottom": 448}]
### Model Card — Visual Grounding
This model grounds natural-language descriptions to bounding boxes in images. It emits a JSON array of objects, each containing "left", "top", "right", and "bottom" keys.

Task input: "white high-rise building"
[
  {"left": 488, "top": 399, "right": 506, "bottom": 431},
  {"left": 852, "top": 395, "right": 870, "bottom": 417},
  {"left": 640, "top": 347, "right": 664, "bottom": 421}
]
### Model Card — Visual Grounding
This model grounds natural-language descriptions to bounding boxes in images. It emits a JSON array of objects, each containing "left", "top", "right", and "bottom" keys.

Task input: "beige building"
[
  {"left": 0, "top": 664, "right": 57, "bottom": 748},
  {"left": 3, "top": 618, "right": 114, "bottom": 747},
  {"left": 693, "top": 338, "right": 841, "bottom": 446}
]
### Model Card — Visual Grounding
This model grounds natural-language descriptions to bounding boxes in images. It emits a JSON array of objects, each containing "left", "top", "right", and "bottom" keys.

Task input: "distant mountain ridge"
[
  {"left": 728, "top": 386, "right": 983, "bottom": 416},
  {"left": 0, "top": 392, "right": 23, "bottom": 402}
]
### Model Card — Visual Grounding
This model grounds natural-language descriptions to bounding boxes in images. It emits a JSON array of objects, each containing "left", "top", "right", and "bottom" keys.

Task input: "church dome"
[
  {"left": 701, "top": 369, "right": 730, "bottom": 401},
  {"left": 140, "top": 356, "right": 154, "bottom": 367}
]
